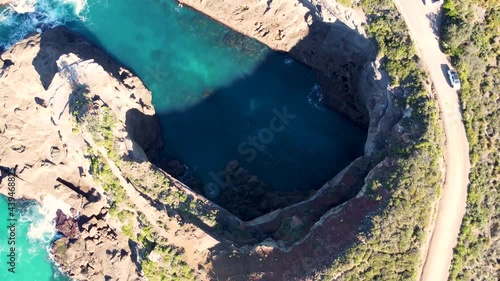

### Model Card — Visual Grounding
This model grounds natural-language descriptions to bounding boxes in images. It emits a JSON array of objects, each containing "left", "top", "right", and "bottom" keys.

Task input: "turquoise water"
[
  {"left": 0, "top": 0, "right": 366, "bottom": 278},
  {"left": 0, "top": 0, "right": 366, "bottom": 195},
  {"left": 0, "top": 195, "right": 69, "bottom": 281}
]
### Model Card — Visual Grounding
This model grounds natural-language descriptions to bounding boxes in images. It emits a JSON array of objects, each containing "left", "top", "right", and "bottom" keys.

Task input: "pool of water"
[
  {"left": 1, "top": 0, "right": 366, "bottom": 215},
  {"left": 158, "top": 52, "right": 367, "bottom": 194}
]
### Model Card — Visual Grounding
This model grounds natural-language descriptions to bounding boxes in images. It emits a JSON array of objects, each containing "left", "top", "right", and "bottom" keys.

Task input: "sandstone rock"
[
  {"left": 88, "top": 225, "right": 98, "bottom": 238},
  {"left": 35, "top": 97, "right": 49, "bottom": 108},
  {"left": 96, "top": 219, "right": 107, "bottom": 230},
  {"left": 85, "top": 238, "right": 97, "bottom": 253},
  {"left": 54, "top": 209, "right": 80, "bottom": 239},
  {"left": 99, "top": 207, "right": 109, "bottom": 216},
  {"left": 0, "top": 27, "right": 151, "bottom": 280},
  {"left": 83, "top": 217, "right": 99, "bottom": 231}
]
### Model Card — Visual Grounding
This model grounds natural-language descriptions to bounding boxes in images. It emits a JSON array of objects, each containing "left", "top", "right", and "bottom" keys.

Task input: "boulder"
[{"left": 54, "top": 209, "right": 80, "bottom": 239}]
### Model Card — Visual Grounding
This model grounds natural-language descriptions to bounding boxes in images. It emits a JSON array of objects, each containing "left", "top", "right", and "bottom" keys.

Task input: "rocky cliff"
[{"left": 0, "top": 27, "right": 164, "bottom": 280}]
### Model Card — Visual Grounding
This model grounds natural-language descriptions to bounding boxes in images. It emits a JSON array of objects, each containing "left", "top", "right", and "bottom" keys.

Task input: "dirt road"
[{"left": 392, "top": 1, "right": 471, "bottom": 280}]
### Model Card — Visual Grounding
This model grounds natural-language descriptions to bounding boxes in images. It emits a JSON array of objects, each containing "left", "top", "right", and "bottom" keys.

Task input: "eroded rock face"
[
  {"left": 218, "top": 160, "right": 309, "bottom": 221},
  {"left": 52, "top": 207, "right": 136, "bottom": 280},
  {"left": 0, "top": 27, "right": 164, "bottom": 280},
  {"left": 0, "top": 0, "right": 11, "bottom": 7},
  {"left": 168, "top": 1, "right": 402, "bottom": 279}
]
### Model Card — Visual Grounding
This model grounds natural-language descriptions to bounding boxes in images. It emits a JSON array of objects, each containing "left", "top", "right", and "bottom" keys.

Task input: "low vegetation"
[
  {"left": 120, "top": 160, "right": 219, "bottom": 228},
  {"left": 141, "top": 244, "right": 195, "bottom": 281},
  {"left": 72, "top": 93, "right": 196, "bottom": 280},
  {"left": 440, "top": 0, "right": 499, "bottom": 280},
  {"left": 321, "top": 0, "right": 443, "bottom": 279}
]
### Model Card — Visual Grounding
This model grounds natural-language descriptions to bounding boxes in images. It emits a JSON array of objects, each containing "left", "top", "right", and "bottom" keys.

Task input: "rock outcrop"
[
  {"left": 218, "top": 160, "right": 309, "bottom": 221},
  {"left": 0, "top": 27, "right": 164, "bottom": 280},
  {"left": 52, "top": 207, "right": 136, "bottom": 281},
  {"left": 54, "top": 209, "right": 80, "bottom": 239},
  {"left": 0, "top": 0, "right": 10, "bottom": 7}
]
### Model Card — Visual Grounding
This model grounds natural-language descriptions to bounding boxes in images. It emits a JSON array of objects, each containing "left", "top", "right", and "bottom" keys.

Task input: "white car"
[{"left": 447, "top": 69, "right": 461, "bottom": 89}]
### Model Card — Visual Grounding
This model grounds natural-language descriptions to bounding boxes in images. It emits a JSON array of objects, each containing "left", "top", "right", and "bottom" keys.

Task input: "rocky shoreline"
[
  {"left": 0, "top": 27, "right": 157, "bottom": 280},
  {"left": 0, "top": 1, "right": 406, "bottom": 280}
]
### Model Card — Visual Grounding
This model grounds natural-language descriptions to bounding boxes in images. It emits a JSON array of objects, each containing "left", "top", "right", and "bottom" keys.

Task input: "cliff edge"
[{"left": 0, "top": 27, "right": 165, "bottom": 280}]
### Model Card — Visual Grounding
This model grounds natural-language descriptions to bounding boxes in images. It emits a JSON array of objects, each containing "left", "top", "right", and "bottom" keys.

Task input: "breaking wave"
[
  {"left": 18, "top": 195, "right": 73, "bottom": 243},
  {"left": 0, "top": 0, "right": 89, "bottom": 49},
  {"left": 0, "top": 195, "right": 71, "bottom": 280}
]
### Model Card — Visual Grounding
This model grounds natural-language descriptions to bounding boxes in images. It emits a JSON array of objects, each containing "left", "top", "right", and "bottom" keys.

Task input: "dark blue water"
[
  {"left": 0, "top": 0, "right": 367, "bottom": 277},
  {"left": 158, "top": 53, "right": 366, "bottom": 194}
]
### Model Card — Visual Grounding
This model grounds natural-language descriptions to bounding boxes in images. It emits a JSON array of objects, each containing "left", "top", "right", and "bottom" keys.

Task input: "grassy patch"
[{"left": 142, "top": 245, "right": 195, "bottom": 281}]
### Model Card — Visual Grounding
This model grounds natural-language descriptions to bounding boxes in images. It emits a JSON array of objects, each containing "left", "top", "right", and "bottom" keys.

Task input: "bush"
[
  {"left": 441, "top": 1, "right": 500, "bottom": 280},
  {"left": 320, "top": 0, "right": 443, "bottom": 279}
]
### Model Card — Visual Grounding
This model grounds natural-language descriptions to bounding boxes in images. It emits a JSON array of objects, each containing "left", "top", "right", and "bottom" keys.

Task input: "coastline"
[
  {"left": 0, "top": 0, "right": 445, "bottom": 279},
  {"left": 0, "top": 27, "right": 152, "bottom": 280}
]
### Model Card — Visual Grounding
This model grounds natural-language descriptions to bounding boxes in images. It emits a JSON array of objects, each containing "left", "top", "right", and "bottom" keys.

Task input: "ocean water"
[
  {"left": 0, "top": 195, "right": 69, "bottom": 281},
  {"left": 0, "top": 0, "right": 366, "bottom": 278}
]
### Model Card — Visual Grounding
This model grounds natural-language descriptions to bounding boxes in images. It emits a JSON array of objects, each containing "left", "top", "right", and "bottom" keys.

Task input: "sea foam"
[
  {"left": 8, "top": 0, "right": 37, "bottom": 14},
  {"left": 0, "top": 0, "right": 89, "bottom": 49},
  {"left": 21, "top": 195, "right": 74, "bottom": 244}
]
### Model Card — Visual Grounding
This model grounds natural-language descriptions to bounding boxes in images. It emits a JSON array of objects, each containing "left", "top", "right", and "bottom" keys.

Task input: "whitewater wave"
[
  {"left": 175, "top": 2, "right": 183, "bottom": 13},
  {"left": 64, "top": 0, "right": 87, "bottom": 14},
  {"left": 0, "top": 0, "right": 89, "bottom": 49},
  {"left": 9, "top": 0, "right": 37, "bottom": 14},
  {"left": 19, "top": 195, "right": 74, "bottom": 244},
  {"left": 308, "top": 83, "right": 325, "bottom": 110}
]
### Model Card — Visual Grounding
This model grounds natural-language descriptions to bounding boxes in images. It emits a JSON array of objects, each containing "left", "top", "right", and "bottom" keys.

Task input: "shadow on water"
[
  {"left": 152, "top": 49, "right": 368, "bottom": 221},
  {"left": 27, "top": 5, "right": 375, "bottom": 279},
  {"left": 203, "top": 9, "right": 380, "bottom": 281},
  {"left": 125, "top": 108, "right": 164, "bottom": 163}
]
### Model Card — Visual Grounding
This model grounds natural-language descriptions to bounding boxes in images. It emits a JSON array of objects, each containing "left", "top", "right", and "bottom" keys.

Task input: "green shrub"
[
  {"left": 320, "top": 0, "right": 444, "bottom": 279},
  {"left": 441, "top": 1, "right": 499, "bottom": 280}
]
